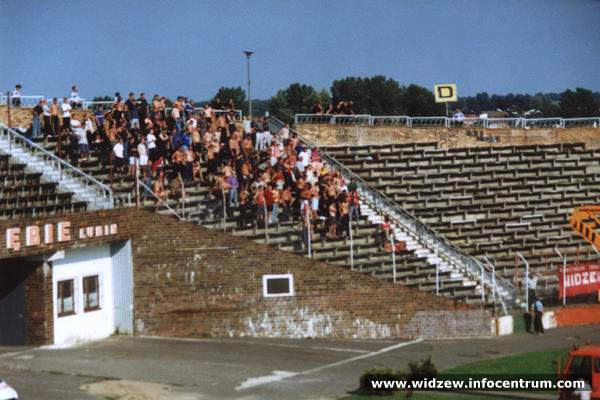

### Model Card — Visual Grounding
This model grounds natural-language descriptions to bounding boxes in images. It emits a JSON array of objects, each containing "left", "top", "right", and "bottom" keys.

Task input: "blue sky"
[{"left": 1, "top": 0, "right": 598, "bottom": 101}]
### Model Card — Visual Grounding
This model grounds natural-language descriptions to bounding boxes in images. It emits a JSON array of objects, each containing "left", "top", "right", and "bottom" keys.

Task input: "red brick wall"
[
  {"left": 0, "top": 208, "right": 490, "bottom": 343},
  {"left": 25, "top": 262, "right": 53, "bottom": 345}
]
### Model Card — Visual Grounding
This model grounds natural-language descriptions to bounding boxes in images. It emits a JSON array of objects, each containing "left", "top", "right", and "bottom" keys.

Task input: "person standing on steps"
[
  {"left": 533, "top": 297, "right": 544, "bottom": 334},
  {"left": 61, "top": 97, "right": 72, "bottom": 135},
  {"left": 50, "top": 98, "right": 60, "bottom": 137},
  {"left": 42, "top": 99, "right": 52, "bottom": 137}
]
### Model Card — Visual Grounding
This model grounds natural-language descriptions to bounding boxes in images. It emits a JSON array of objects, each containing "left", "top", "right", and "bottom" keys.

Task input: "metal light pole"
[
  {"left": 555, "top": 247, "right": 567, "bottom": 307},
  {"left": 390, "top": 229, "right": 396, "bottom": 284},
  {"left": 349, "top": 211, "right": 354, "bottom": 271},
  {"left": 517, "top": 251, "right": 530, "bottom": 311},
  {"left": 243, "top": 51, "right": 254, "bottom": 118}
]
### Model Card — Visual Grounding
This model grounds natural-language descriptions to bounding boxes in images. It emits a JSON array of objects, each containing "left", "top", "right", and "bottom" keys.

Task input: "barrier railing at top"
[
  {"left": 136, "top": 178, "right": 184, "bottom": 221},
  {"left": 270, "top": 116, "right": 518, "bottom": 308},
  {"left": 164, "top": 107, "right": 243, "bottom": 121},
  {"left": 0, "top": 95, "right": 45, "bottom": 107},
  {"left": 295, "top": 114, "right": 600, "bottom": 129},
  {"left": 0, "top": 123, "right": 114, "bottom": 209}
]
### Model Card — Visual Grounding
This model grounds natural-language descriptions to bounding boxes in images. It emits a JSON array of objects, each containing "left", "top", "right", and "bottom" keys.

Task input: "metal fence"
[
  {"left": 295, "top": 113, "right": 600, "bottom": 129},
  {"left": 0, "top": 95, "right": 45, "bottom": 107},
  {"left": 269, "top": 115, "right": 517, "bottom": 308},
  {"left": 0, "top": 123, "right": 114, "bottom": 209}
]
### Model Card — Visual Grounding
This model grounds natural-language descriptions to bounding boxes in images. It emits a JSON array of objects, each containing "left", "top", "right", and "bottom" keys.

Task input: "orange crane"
[{"left": 570, "top": 206, "right": 600, "bottom": 251}]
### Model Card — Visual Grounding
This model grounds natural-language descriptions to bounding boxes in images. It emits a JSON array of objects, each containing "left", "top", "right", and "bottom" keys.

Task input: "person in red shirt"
[
  {"left": 376, "top": 216, "right": 392, "bottom": 251},
  {"left": 254, "top": 186, "right": 266, "bottom": 226},
  {"left": 264, "top": 184, "right": 274, "bottom": 224}
]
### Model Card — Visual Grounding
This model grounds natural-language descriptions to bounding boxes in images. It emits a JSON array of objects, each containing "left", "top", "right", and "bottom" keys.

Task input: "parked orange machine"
[
  {"left": 570, "top": 206, "right": 600, "bottom": 251},
  {"left": 558, "top": 343, "right": 600, "bottom": 399}
]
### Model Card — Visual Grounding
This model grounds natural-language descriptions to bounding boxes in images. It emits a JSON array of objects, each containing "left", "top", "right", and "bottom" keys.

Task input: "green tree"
[
  {"left": 212, "top": 86, "right": 246, "bottom": 110},
  {"left": 399, "top": 84, "right": 444, "bottom": 116},
  {"left": 532, "top": 93, "right": 560, "bottom": 117},
  {"left": 268, "top": 83, "right": 330, "bottom": 123},
  {"left": 560, "top": 88, "right": 599, "bottom": 118},
  {"left": 331, "top": 75, "right": 404, "bottom": 115}
]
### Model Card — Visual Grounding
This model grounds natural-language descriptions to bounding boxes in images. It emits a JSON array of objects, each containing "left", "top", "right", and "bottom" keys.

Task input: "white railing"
[
  {"left": 563, "top": 117, "right": 600, "bottom": 129},
  {"left": 295, "top": 114, "right": 600, "bottom": 129},
  {"left": 0, "top": 94, "right": 45, "bottom": 107},
  {"left": 371, "top": 116, "right": 410, "bottom": 126},
  {"left": 82, "top": 100, "right": 113, "bottom": 110},
  {"left": 164, "top": 107, "right": 243, "bottom": 121},
  {"left": 270, "top": 116, "right": 517, "bottom": 307},
  {"left": 136, "top": 178, "right": 184, "bottom": 221},
  {"left": 0, "top": 123, "right": 114, "bottom": 209}
]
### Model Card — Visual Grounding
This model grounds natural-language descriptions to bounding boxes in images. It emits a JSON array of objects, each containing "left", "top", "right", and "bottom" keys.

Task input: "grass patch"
[
  {"left": 342, "top": 347, "right": 571, "bottom": 399},
  {"left": 443, "top": 347, "right": 569, "bottom": 375}
]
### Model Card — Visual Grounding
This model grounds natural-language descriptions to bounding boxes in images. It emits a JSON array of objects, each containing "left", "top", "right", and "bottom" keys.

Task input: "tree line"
[{"left": 95, "top": 75, "right": 600, "bottom": 124}]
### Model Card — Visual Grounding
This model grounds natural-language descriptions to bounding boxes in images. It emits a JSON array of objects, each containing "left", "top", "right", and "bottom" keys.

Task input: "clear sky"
[{"left": 1, "top": 0, "right": 598, "bottom": 101}]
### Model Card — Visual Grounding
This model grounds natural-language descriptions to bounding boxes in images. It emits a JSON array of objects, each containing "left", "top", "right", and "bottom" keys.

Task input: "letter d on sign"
[{"left": 434, "top": 84, "right": 458, "bottom": 103}]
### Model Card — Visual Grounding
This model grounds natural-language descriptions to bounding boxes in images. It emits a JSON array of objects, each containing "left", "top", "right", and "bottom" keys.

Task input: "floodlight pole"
[
  {"left": 555, "top": 247, "right": 567, "bottom": 307},
  {"left": 517, "top": 251, "right": 529, "bottom": 311},
  {"left": 243, "top": 51, "right": 254, "bottom": 118}
]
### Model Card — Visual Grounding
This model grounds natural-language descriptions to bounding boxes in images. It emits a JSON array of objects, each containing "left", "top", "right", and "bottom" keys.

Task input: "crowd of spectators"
[
  {"left": 14, "top": 86, "right": 406, "bottom": 253},
  {"left": 31, "top": 91, "right": 374, "bottom": 251}
]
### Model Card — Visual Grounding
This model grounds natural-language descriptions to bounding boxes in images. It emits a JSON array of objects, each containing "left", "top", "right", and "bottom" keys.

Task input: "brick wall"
[
  {"left": 25, "top": 262, "right": 53, "bottom": 345},
  {"left": 0, "top": 208, "right": 490, "bottom": 342}
]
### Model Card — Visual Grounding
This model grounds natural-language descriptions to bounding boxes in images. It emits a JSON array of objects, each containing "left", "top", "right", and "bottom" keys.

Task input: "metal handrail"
[
  {"left": 294, "top": 113, "right": 600, "bottom": 129},
  {"left": 270, "top": 116, "right": 517, "bottom": 303},
  {"left": 0, "top": 123, "right": 114, "bottom": 209},
  {"left": 0, "top": 94, "right": 45, "bottom": 107},
  {"left": 136, "top": 178, "right": 184, "bottom": 221}
]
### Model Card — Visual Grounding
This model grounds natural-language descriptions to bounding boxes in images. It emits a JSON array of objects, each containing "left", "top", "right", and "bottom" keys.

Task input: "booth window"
[
  {"left": 83, "top": 275, "right": 100, "bottom": 312},
  {"left": 57, "top": 279, "right": 75, "bottom": 317},
  {"left": 262, "top": 274, "right": 294, "bottom": 298}
]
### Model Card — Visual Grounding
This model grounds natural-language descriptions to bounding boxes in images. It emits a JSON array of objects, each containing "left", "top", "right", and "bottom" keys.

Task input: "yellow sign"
[{"left": 434, "top": 84, "right": 457, "bottom": 103}]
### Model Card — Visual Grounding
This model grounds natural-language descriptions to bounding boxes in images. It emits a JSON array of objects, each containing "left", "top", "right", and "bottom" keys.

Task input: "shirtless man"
[
  {"left": 339, "top": 194, "right": 350, "bottom": 238},
  {"left": 50, "top": 98, "right": 60, "bottom": 136},
  {"left": 206, "top": 140, "right": 220, "bottom": 182}
]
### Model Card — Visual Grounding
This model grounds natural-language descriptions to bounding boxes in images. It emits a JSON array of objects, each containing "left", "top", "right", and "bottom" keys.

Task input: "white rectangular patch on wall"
[{"left": 262, "top": 274, "right": 294, "bottom": 298}]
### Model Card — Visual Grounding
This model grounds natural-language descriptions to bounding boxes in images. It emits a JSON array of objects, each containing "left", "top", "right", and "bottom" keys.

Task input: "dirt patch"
[
  {"left": 81, "top": 379, "right": 203, "bottom": 400},
  {"left": 298, "top": 124, "right": 600, "bottom": 149}
]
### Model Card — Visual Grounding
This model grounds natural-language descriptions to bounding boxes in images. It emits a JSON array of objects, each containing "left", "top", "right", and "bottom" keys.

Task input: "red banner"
[{"left": 558, "top": 263, "right": 600, "bottom": 299}]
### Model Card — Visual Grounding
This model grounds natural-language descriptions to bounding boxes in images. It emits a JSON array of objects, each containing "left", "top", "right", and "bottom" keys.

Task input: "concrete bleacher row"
[
  {"left": 0, "top": 154, "right": 86, "bottom": 219},
  {"left": 24, "top": 135, "right": 491, "bottom": 303},
  {"left": 322, "top": 142, "right": 600, "bottom": 297}
]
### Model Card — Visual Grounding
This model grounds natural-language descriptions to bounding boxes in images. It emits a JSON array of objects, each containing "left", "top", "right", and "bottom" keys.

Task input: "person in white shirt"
[
  {"left": 84, "top": 115, "right": 94, "bottom": 134},
  {"left": 69, "top": 85, "right": 82, "bottom": 109},
  {"left": 278, "top": 123, "right": 290, "bottom": 141},
  {"left": 61, "top": 97, "right": 72, "bottom": 134},
  {"left": 299, "top": 148, "right": 311, "bottom": 169},
  {"left": 72, "top": 121, "right": 89, "bottom": 160},
  {"left": 113, "top": 137, "right": 125, "bottom": 170},
  {"left": 42, "top": 99, "right": 51, "bottom": 136},
  {"left": 452, "top": 108, "right": 465, "bottom": 126},
  {"left": 243, "top": 116, "right": 252, "bottom": 135},
  {"left": 138, "top": 138, "right": 148, "bottom": 166},
  {"left": 187, "top": 115, "right": 197, "bottom": 131},
  {"left": 11, "top": 84, "right": 21, "bottom": 107},
  {"left": 146, "top": 130, "right": 157, "bottom": 161}
]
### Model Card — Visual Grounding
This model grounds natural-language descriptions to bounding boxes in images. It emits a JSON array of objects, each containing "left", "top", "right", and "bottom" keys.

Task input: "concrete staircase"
[{"left": 0, "top": 124, "right": 113, "bottom": 210}]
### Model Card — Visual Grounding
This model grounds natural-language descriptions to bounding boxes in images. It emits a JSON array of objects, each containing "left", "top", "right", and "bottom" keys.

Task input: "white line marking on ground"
[
  {"left": 0, "top": 349, "right": 34, "bottom": 359},
  {"left": 140, "top": 335, "right": 371, "bottom": 354},
  {"left": 235, "top": 338, "right": 423, "bottom": 391}
]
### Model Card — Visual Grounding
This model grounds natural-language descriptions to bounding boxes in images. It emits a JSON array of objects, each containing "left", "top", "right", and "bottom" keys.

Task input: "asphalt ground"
[{"left": 0, "top": 324, "right": 599, "bottom": 400}]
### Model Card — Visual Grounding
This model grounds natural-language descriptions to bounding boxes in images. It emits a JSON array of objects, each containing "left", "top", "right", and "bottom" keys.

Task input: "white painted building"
[{"left": 51, "top": 242, "right": 133, "bottom": 346}]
